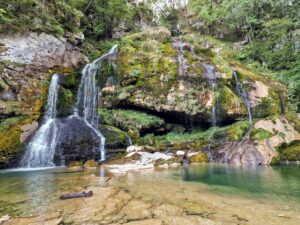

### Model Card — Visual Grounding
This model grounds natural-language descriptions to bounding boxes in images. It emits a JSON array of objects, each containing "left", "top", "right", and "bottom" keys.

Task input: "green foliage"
[
  {"left": 0, "top": 0, "right": 83, "bottom": 35},
  {"left": 190, "top": 0, "right": 300, "bottom": 112},
  {"left": 278, "top": 141, "right": 300, "bottom": 162},
  {"left": 250, "top": 128, "right": 273, "bottom": 141},
  {"left": 98, "top": 108, "right": 114, "bottom": 126},
  {"left": 112, "top": 110, "right": 165, "bottom": 131},
  {"left": 0, "top": 0, "right": 153, "bottom": 39}
]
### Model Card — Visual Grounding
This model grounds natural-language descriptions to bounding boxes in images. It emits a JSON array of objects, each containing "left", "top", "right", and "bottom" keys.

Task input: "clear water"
[
  {"left": 178, "top": 164, "right": 300, "bottom": 201},
  {"left": 1, "top": 164, "right": 300, "bottom": 218}
]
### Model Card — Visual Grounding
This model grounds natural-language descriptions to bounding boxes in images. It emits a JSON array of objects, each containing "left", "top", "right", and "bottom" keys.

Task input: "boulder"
[
  {"left": 0, "top": 32, "right": 87, "bottom": 68},
  {"left": 84, "top": 160, "right": 98, "bottom": 169},
  {"left": 176, "top": 150, "right": 185, "bottom": 156},
  {"left": 53, "top": 116, "right": 103, "bottom": 165},
  {"left": 188, "top": 152, "right": 209, "bottom": 163}
]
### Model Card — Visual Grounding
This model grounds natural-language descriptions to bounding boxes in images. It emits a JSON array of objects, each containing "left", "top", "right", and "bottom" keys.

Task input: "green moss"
[
  {"left": 84, "top": 160, "right": 98, "bottom": 168},
  {"left": 189, "top": 152, "right": 209, "bottom": 163},
  {"left": 99, "top": 125, "right": 128, "bottom": 147},
  {"left": 57, "top": 88, "right": 74, "bottom": 117},
  {"left": 278, "top": 141, "right": 300, "bottom": 161},
  {"left": 62, "top": 72, "right": 81, "bottom": 89},
  {"left": 286, "top": 111, "right": 300, "bottom": 133},
  {"left": 112, "top": 110, "right": 165, "bottom": 134},
  {"left": 0, "top": 117, "right": 24, "bottom": 133},
  {"left": 0, "top": 117, "right": 26, "bottom": 167},
  {"left": 218, "top": 85, "right": 246, "bottom": 118},
  {"left": 225, "top": 121, "right": 251, "bottom": 141},
  {"left": 68, "top": 161, "right": 83, "bottom": 167},
  {"left": 252, "top": 96, "right": 282, "bottom": 118},
  {"left": 250, "top": 128, "right": 274, "bottom": 141},
  {"left": 270, "top": 156, "right": 281, "bottom": 166},
  {"left": 98, "top": 108, "right": 114, "bottom": 126}
]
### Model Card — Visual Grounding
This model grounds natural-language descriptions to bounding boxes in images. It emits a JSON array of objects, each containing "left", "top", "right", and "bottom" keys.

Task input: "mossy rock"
[
  {"left": 277, "top": 141, "right": 300, "bottom": 161},
  {"left": 0, "top": 117, "right": 26, "bottom": 168},
  {"left": 67, "top": 161, "right": 83, "bottom": 167},
  {"left": 99, "top": 125, "right": 130, "bottom": 148},
  {"left": 100, "top": 109, "right": 166, "bottom": 137},
  {"left": 286, "top": 111, "right": 300, "bottom": 133},
  {"left": 60, "top": 72, "right": 81, "bottom": 89},
  {"left": 218, "top": 85, "right": 246, "bottom": 120},
  {"left": 250, "top": 128, "right": 274, "bottom": 141},
  {"left": 252, "top": 96, "right": 282, "bottom": 118},
  {"left": 188, "top": 152, "right": 209, "bottom": 163},
  {"left": 57, "top": 87, "right": 75, "bottom": 117},
  {"left": 84, "top": 160, "right": 98, "bottom": 168}
]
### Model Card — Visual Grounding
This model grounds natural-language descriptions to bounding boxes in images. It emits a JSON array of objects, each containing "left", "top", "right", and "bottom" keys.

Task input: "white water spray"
[
  {"left": 233, "top": 71, "right": 252, "bottom": 124},
  {"left": 21, "top": 74, "right": 60, "bottom": 168},
  {"left": 75, "top": 45, "right": 118, "bottom": 162}
]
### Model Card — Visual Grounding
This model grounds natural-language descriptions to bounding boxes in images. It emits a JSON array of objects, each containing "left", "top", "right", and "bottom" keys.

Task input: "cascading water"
[
  {"left": 21, "top": 74, "right": 60, "bottom": 168},
  {"left": 75, "top": 45, "right": 118, "bottom": 162},
  {"left": 231, "top": 71, "right": 253, "bottom": 163},
  {"left": 203, "top": 64, "right": 219, "bottom": 161},
  {"left": 233, "top": 71, "right": 252, "bottom": 124}
]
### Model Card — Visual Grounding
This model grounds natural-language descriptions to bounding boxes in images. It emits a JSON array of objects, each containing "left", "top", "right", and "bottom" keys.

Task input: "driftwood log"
[{"left": 59, "top": 191, "right": 93, "bottom": 200}]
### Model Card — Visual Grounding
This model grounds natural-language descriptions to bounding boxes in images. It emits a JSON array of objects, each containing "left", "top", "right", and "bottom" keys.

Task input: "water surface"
[{"left": 0, "top": 164, "right": 300, "bottom": 223}]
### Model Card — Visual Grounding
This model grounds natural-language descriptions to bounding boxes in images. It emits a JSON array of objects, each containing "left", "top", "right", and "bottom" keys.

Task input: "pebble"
[{"left": 0, "top": 215, "right": 10, "bottom": 223}]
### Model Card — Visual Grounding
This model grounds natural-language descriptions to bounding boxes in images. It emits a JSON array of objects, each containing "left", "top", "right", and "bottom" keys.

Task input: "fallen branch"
[{"left": 59, "top": 191, "right": 93, "bottom": 200}]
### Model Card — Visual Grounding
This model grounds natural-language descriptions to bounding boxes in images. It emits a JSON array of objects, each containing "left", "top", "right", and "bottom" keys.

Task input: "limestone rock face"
[
  {"left": 20, "top": 121, "right": 39, "bottom": 143},
  {"left": 210, "top": 117, "right": 300, "bottom": 165},
  {"left": 0, "top": 32, "right": 87, "bottom": 69}
]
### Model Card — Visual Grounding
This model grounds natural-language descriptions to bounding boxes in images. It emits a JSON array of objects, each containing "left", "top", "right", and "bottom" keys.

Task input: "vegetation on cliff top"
[{"left": 190, "top": 0, "right": 300, "bottom": 112}]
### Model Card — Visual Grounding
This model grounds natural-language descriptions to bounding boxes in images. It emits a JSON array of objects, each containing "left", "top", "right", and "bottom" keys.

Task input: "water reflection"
[{"left": 180, "top": 164, "right": 300, "bottom": 200}]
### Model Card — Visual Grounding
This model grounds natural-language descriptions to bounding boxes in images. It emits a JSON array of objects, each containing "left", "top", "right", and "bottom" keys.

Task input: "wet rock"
[
  {"left": 53, "top": 116, "right": 103, "bottom": 165},
  {"left": 0, "top": 79, "right": 16, "bottom": 101},
  {"left": 99, "top": 125, "right": 129, "bottom": 149}
]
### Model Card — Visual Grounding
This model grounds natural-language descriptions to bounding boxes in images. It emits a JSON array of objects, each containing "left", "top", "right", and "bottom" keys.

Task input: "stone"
[
  {"left": 188, "top": 152, "right": 209, "bottom": 163},
  {"left": 157, "top": 163, "right": 169, "bottom": 169},
  {"left": 20, "top": 121, "right": 39, "bottom": 143},
  {"left": 52, "top": 116, "right": 105, "bottom": 165},
  {"left": 0, "top": 32, "right": 87, "bottom": 68},
  {"left": 176, "top": 150, "right": 185, "bottom": 156},
  {"left": 84, "top": 160, "right": 98, "bottom": 169},
  {"left": 127, "top": 145, "right": 143, "bottom": 153},
  {"left": 170, "top": 162, "right": 181, "bottom": 168},
  {"left": 0, "top": 215, "right": 10, "bottom": 223}
]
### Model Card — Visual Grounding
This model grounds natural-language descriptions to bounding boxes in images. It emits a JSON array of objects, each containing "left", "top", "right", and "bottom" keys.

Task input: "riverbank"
[{"left": 0, "top": 165, "right": 300, "bottom": 225}]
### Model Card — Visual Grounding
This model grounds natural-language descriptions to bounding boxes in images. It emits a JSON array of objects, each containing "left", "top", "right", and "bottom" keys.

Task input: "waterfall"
[
  {"left": 233, "top": 71, "right": 252, "bottom": 124},
  {"left": 75, "top": 45, "right": 118, "bottom": 162},
  {"left": 203, "top": 64, "right": 219, "bottom": 162},
  {"left": 21, "top": 74, "right": 60, "bottom": 168}
]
